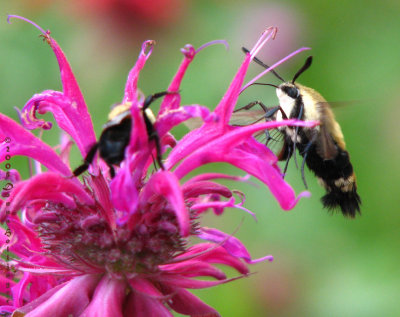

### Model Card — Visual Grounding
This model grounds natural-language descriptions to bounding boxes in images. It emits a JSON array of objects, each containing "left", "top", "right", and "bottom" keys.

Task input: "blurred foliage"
[{"left": 1, "top": 0, "right": 400, "bottom": 316}]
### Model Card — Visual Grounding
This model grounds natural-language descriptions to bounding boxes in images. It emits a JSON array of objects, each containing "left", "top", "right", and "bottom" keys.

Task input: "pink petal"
[
  {"left": 129, "top": 277, "right": 165, "bottom": 298},
  {"left": 186, "top": 172, "right": 252, "bottom": 184},
  {"left": 0, "top": 114, "right": 71, "bottom": 176},
  {"left": 198, "top": 227, "right": 274, "bottom": 263},
  {"left": 0, "top": 172, "right": 94, "bottom": 221},
  {"left": 160, "top": 285, "right": 220, "bottom": 317},
  {"left": 4, "top": 217, "right": 43, "bottom": 256},
  {"left": 19, "top": 91, "right": 96, "bottom": 159},
  {"left": 8, "top": 15, "right": 97, "bottom": 157},
  {"left": 159, "top": 39, "right": 228, "bottom": 115},
  {"left": 124, "top": 291, "right": 173, "bottom": 317},
  {"left": 0, "top": 169, "right": 21, "bottom": 184},
  {"left": 165, "top": 123, "right": 217, "bottom": 169},
  {"left": 47, "top": 38, "right": 96, "bottom": 156},
  {"left": 13, "top": 274, "right": 101, "bottom": 317},
  {"left": 173, "top": 120, "right": 316, "bottom": 210},
  {"left": 157, "top": 104, "right": 215, "bottom": 137},
  {"left": 178, "top": 243, "right": 249, "bottom": 274},
  {"left": 160, "top": 260, "right": 226, "bottom": 280},
  {"left": 81, "top": 275, "right": 126, "bottom": 317},
  {"left": 140, "top": 171, "right": 189, "bottom": 237},
  {"left": 159, "top": 44, "right": 196, "bottom": 113},
  {"left": 86, "top": 174, "right": 116, "bottom": 230},
  {"left": 211, "top": 29, "right": 278, "bottom": 129},
  {"left": 12, "top": 272, "right": 58, "bottom": 308},
  {"left": 191, "top": 196, "right": 256, "bottom": 219},
  {"left": 123, "top": 40, "right": 155, "bottom": 104},
  {"left": 214, "top": 55, "right": 251, "bottom": 129},
  {"left": 110, "top": 165, "right": 139, "bottom": 222},
  {"left": 182, "top": 181, "right": 232, "bottom": 199},
  {"left": 156, "top": 274, "right": 245, "bottom": 289}
]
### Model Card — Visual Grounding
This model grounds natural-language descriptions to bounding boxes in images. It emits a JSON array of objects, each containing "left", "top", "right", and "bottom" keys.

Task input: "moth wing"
[
  {"left": 183, "top": 117, "right": 204, "bottom": 130},
  {"left": 230, "top": 109, "right": 286, "bottom": 156},
  {"left": 315, "top": 102, "right": 339, "bottom": 160},
  {"left": 230, "top": 109, "right": 266, "bottom": 126}
]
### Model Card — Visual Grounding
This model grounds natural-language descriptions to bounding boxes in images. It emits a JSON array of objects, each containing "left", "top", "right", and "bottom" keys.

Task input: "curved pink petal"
[
  {"left": 160, "top": 260, "right": 226, "bottom": 280},
  {"left": 182, "top": 181, "right": 232, "bottom": 199},
  {"left": 7, "top": 16, "right": 96, "bottom": 158},
  {"left": 191, "top": 196, "right": 256, "bottom": 219},
  {"left": 0, "top": 173, "right": 94, "bottom": 221},
  {"left": 86, "top": 174, "right": 116, "bottom": 229},
  {"left": 19, "top": 91, "right": 96, "bottom": 158},
  {"left": 123, "top": 40, "right": 155, "bottom": 104},
  {"left": 186, "top": 172, "right": 252, "bottom": 184},
  {"left": 0, "top": 169, "right": 21, "bottom": 184},
  {"left": 81, "top": 275, "right": 125, "bottom": 317},
  {"left": 0, "top": 114, "right": 71, "bottom": 176},
  {"left": 165, "top": 123, "right": 217, "bottom": 169},
  {"left": 140, "top": 171, "right": 189, "bottom": 237},
  {"left": 46, "top": 36, "right": 96, "bottom": 156},
  {"left": 156, "top": 274, "right": 245, "bottom": 289},
  {"left": 212, "top": 29, "right": 278, "bottom": 130},
  {"left": 159, "top": 40, "right": 228, "bottom": 115},
  {"left": 4, "top": 217, "right": 43, "bottom": 257},
  {"left": 8, "top": 16, "right": 98, "bottom": 157},
  {"left": 110, "top": 165, "right": 139, "bottom": 220},
  {"left": 12, "top": 272, "right": 58, "bottom": 308},
  {"left": 165, "top": 29, "right": 301, "bottom": 170},
  {"left": 172, "top": 120, "right": 317, "bottom": 210},
  {"left": 159, "top": 44, "right": 196, "bottom": 113},
  {"left": 160, "top": 285, "right": 220, "bottom": 317},
  {"left": 126, "top": 101, "right": 151, "bottom": 172},
  {"left": 124, "top": 291, "right": 173, "bottom": 317},
  {"left": 198, "top": 227, "right": 273, "bottom": 263},
  {"left": 214, "top": 56, "right": 251, "bottom": 130},
  {"left": 157, "top": 104, "right": 215, "bottom": 137},
  {"left": 13, "top": 274, "right": 100, "bottom": 317},
  {"left": 178, "top": 243, "right": 249, "bottom": 275},
  {"left": 129, "top": 277, "right": 165, "bottom": 298}
]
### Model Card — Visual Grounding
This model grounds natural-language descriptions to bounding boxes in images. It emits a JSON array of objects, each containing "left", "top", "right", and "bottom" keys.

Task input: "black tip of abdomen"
[{"left": 321, "top": 189, "right": 361, "bottom": 218}]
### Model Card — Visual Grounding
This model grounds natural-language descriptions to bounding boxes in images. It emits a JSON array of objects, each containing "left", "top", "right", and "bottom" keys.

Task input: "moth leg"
[
  {"left": 264, "top": 105, "right": 289, "bottom": 144},
  {"left": 282, "top": 144, "right": 293, "bottom": 178},
  {"left": 234, "top": 100, "right": 269, "bottom": 113},
  {"left": 73, "top": 143, "right": 99, "bottom": 177},
  {"left": 292, "top": 104, "right": 304, "bottom": 170}
]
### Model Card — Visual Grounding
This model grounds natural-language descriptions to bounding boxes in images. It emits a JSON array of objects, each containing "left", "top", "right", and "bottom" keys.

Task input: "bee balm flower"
[{"left": 0, "top": 16, "right": 316, "bottom": 317}]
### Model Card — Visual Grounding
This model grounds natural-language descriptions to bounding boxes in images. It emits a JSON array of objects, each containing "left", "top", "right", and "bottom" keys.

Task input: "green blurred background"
[{"left": 1, "top": 0, "right": 400, "bottom": 316}]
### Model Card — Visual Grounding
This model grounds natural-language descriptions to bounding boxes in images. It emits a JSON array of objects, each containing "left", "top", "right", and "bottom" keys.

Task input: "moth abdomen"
[{"left": 320, "top": 173, "right": 361, "bottom": 217}]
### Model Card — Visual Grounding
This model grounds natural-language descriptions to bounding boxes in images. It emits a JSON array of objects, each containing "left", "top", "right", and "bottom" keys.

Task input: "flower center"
[{"left": 36, "top": 202, "right": 186, "bottom": 275}]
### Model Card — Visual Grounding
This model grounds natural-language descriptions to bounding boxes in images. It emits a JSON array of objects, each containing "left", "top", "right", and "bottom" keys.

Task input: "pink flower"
[{"left": 0, "top": 16, "right": 316, "bottom": 316}]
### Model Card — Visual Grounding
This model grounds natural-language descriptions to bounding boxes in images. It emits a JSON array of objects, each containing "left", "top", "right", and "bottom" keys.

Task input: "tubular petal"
[
  {"left": 140, "top": 171, "right": 189, "bottom": 237},
  {"left": 80, "top": 275, "right": 125, "bottom": 317},
  {"left": 161, "top": 285, "right": 220, "bottom": 317},
  {"left": 0, "top": 114, "right": 71, "bottom": 177},
  {"left": 0, "top": 173, "right": 94, "bottom": 221},
  {"left": 124, "top": 291, "right": 173, "bottom": 317},
  {"left": 13, "top": 275, "right": 101, "bottom": 316},
  {"left": 123, "top": 40, "right": 155, "bottom": 104}
]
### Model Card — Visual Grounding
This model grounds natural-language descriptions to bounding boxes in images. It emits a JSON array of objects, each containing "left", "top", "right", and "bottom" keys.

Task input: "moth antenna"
[
  {"left": 247, "top": 82, "right": 279, "bottom": 89},
  {"left": 242, "top": 47, "right": 286, "bottom": 82},
  {"left": 292, "top": 56, "right": 313, "bottom": 83}
]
